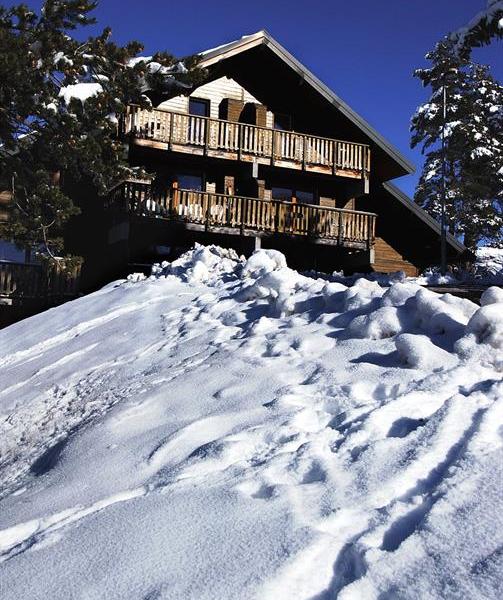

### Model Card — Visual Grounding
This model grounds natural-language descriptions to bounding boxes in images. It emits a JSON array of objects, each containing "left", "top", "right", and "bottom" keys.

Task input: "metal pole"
[{"left": 440, "top": 82, "right": 447, "bottom": 276}]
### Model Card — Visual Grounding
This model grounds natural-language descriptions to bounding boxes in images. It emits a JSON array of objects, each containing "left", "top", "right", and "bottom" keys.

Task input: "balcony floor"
[{"left": 131, "top": 137, "right": 363, "bottom": 179}]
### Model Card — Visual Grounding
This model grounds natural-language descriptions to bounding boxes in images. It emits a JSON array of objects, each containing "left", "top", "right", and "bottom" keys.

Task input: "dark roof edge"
[
  {"left": 383, "top": 182, "right": 467, "bottom": 254},
  {"left": 200, "top": 30, "right": 416, "bottom": 177}
]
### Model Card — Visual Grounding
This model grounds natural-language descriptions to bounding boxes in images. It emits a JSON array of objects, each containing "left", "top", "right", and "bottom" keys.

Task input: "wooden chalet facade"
[{"left": 68, "top": 30, "right": 466, "bottom": 290}]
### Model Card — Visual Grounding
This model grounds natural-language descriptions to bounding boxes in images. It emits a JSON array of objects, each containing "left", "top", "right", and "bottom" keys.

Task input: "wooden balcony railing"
[
  {"left": 0, "top": 261, "right": 81, "bottom": 306},
  {"left": 122, "top": 106, "right": 371, "bottom": 182},
  {"left": 110, "top": 181, "right": 376, "bottom": 249}
]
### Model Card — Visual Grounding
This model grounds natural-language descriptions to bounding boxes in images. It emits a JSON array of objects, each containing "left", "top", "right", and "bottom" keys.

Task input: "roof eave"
[{"left": 383, "top": 182, "right": 467, "bottom": 255}]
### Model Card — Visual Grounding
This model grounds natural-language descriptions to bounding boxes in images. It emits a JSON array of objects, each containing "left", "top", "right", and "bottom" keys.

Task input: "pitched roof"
[{"left": 199, "top": 30, "right": 415, "bottom": 177}]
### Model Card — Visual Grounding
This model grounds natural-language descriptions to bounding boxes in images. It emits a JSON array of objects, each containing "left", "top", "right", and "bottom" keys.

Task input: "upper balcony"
[{"left": 122, "top": 106, "right": 371, "bottom": 184}]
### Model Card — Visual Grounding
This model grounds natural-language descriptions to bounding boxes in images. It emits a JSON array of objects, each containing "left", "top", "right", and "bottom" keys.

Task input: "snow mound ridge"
[
  {"left": 133, "top": 245, "right": 503, "bottom": 357},
  {"left": 150, "top": 243, "right": 242, "bottom": 283}
]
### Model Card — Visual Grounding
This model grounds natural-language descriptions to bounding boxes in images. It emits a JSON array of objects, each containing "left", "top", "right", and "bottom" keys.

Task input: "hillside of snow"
[{"left": 0, "top": 245, "right": 502, "bottom": 600}]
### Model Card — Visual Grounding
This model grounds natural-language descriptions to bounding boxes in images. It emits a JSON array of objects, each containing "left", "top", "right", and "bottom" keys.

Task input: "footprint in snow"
[{"left": 387, "top": 417, "right": 428, "bottom": 439}]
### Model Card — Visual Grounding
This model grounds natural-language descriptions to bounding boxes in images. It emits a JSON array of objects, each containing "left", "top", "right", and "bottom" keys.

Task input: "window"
[
  {"left": 271, "top": 187, "right": 292, "bottom": 202},
  {"left": 296, "top": 190, "right": 314, "bottom": 205},
  {"left": 177, "top": 174, "right": 203, "bottom": 191},
  {"left": 271, "top": 187, "right": 316, "bottom": 205},
  {"left": 274, "top": 113, "right": 292, "bottom": 131},
  {"left": 189, "top": 97, "right": 210, "bottom": 117}
]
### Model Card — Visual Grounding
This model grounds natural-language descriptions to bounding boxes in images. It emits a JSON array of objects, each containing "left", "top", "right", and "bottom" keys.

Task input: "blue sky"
[{"left": 7, "top": 1, "right": 503, "bottom": 197}]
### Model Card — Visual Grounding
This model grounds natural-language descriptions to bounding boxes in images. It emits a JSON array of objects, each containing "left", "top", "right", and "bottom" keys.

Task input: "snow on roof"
[{"left": 199, "top": 33, "right": 256, "bottom": 56}]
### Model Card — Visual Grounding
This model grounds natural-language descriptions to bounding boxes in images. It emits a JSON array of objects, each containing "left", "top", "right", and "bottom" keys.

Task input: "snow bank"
[
  {"left": 0, "top": 244, "right": 502, "bottom": 600},
  {"left": 240, "top": 248, "right": 287, "bottom": 278},
  {"left": 236, "top": 251, "right": 316, "bottom": 317},
  {"left": 412, "top": 247, "right": 503, "bottom": 286}
]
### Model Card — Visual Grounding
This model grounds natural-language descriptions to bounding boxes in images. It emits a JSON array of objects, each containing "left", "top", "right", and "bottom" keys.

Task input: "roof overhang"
[
  {"left": 383, "top": 182, "right": 467, "bottom": 255},
  {"left": 199, "top": 30, "right": 415, "bottom": 180}
]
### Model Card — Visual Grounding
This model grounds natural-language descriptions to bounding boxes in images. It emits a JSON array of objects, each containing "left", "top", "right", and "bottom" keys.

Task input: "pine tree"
[
  {"left": 0, "top": 1, "right": 205, "bottom": 258},
  {"left": 411, "top": 39, "right": 503, "bottom": 250},
  {"left": 451, "top": 0, "right": 503, "bottom": 58}
]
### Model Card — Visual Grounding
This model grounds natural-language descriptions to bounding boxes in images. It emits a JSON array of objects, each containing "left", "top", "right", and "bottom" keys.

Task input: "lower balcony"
[{"left": 108, "top": 181, "right": 376, "bottom": 250}]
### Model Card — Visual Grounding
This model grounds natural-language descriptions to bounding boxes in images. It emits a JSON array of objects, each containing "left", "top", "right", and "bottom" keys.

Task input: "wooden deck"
[
  {"left": 123, "top": 106, "right": 371, "bottom": 184},
  {"left": 109, "top": 181, "right": 376, "bottom": 249}
]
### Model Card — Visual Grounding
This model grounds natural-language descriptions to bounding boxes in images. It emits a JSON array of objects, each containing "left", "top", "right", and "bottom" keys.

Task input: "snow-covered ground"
[
  {"left": 418, "top": 246, "right": 503, "bottom": 286},
  {"left": 473, "top": 247, "right": 503, "bottom": 283},
  {"left": 0, "top": 245, "right": 502, "bottom": 600}
]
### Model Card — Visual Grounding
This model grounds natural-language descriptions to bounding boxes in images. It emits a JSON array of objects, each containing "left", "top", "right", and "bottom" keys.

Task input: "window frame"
[{"left": 188, "top": 97, "right": 210, "bottom": 118}]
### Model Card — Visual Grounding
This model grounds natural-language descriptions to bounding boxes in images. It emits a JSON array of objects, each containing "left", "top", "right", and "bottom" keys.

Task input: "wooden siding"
[
  {"left": 158, "top": 76, "right": 274, "bottom": 127},
  {"left": 319, "top": 196, "right": 336, "bottom": 208},
  {"left": 372, "top": 237, "right": 418, "bottom": 276}
]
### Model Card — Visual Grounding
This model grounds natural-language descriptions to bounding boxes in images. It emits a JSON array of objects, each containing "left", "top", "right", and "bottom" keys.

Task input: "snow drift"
[{"left": 0, "top": 244, "right": 502, "bottom": 599}]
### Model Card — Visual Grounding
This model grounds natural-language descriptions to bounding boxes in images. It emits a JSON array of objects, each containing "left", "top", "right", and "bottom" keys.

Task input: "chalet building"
[
  {"left": 68, "top": 29, "right": 465, "bottom": 290},
  {"left": 3, "top": 30, "right": 467, "bottom": 314}
]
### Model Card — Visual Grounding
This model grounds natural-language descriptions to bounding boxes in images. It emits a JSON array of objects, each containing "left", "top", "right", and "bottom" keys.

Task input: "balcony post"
[
  {"left": 204, "top": 117, "right": 210, "bottom": 156},
  {"left": 205, "top": 192, "right": 210, "bottom": 231},
  {"left": 363, "top": 172, "right": 370, "bottom": 195},
  {"left": 170, "top": 181, "right": 178, "bottom": 216},
  {"left": 362, "top": 147, "right": 370, "bottom": 194},
  {"left": 241, "top": 197, "right": 246, "bottom": 235},
  {"left": 238, "top": 123, "right": 243, "bottom": 162},
  {"left": 168, "top": 112, "right": 174, "bottom": 149},
  {"left": 338, "top": 210, "right": 343, "bottom": 246}
]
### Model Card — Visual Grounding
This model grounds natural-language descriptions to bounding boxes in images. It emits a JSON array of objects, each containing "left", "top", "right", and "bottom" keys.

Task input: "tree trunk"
[{"left": 463, "top": 231, "right": 478, "bottom": 252}]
